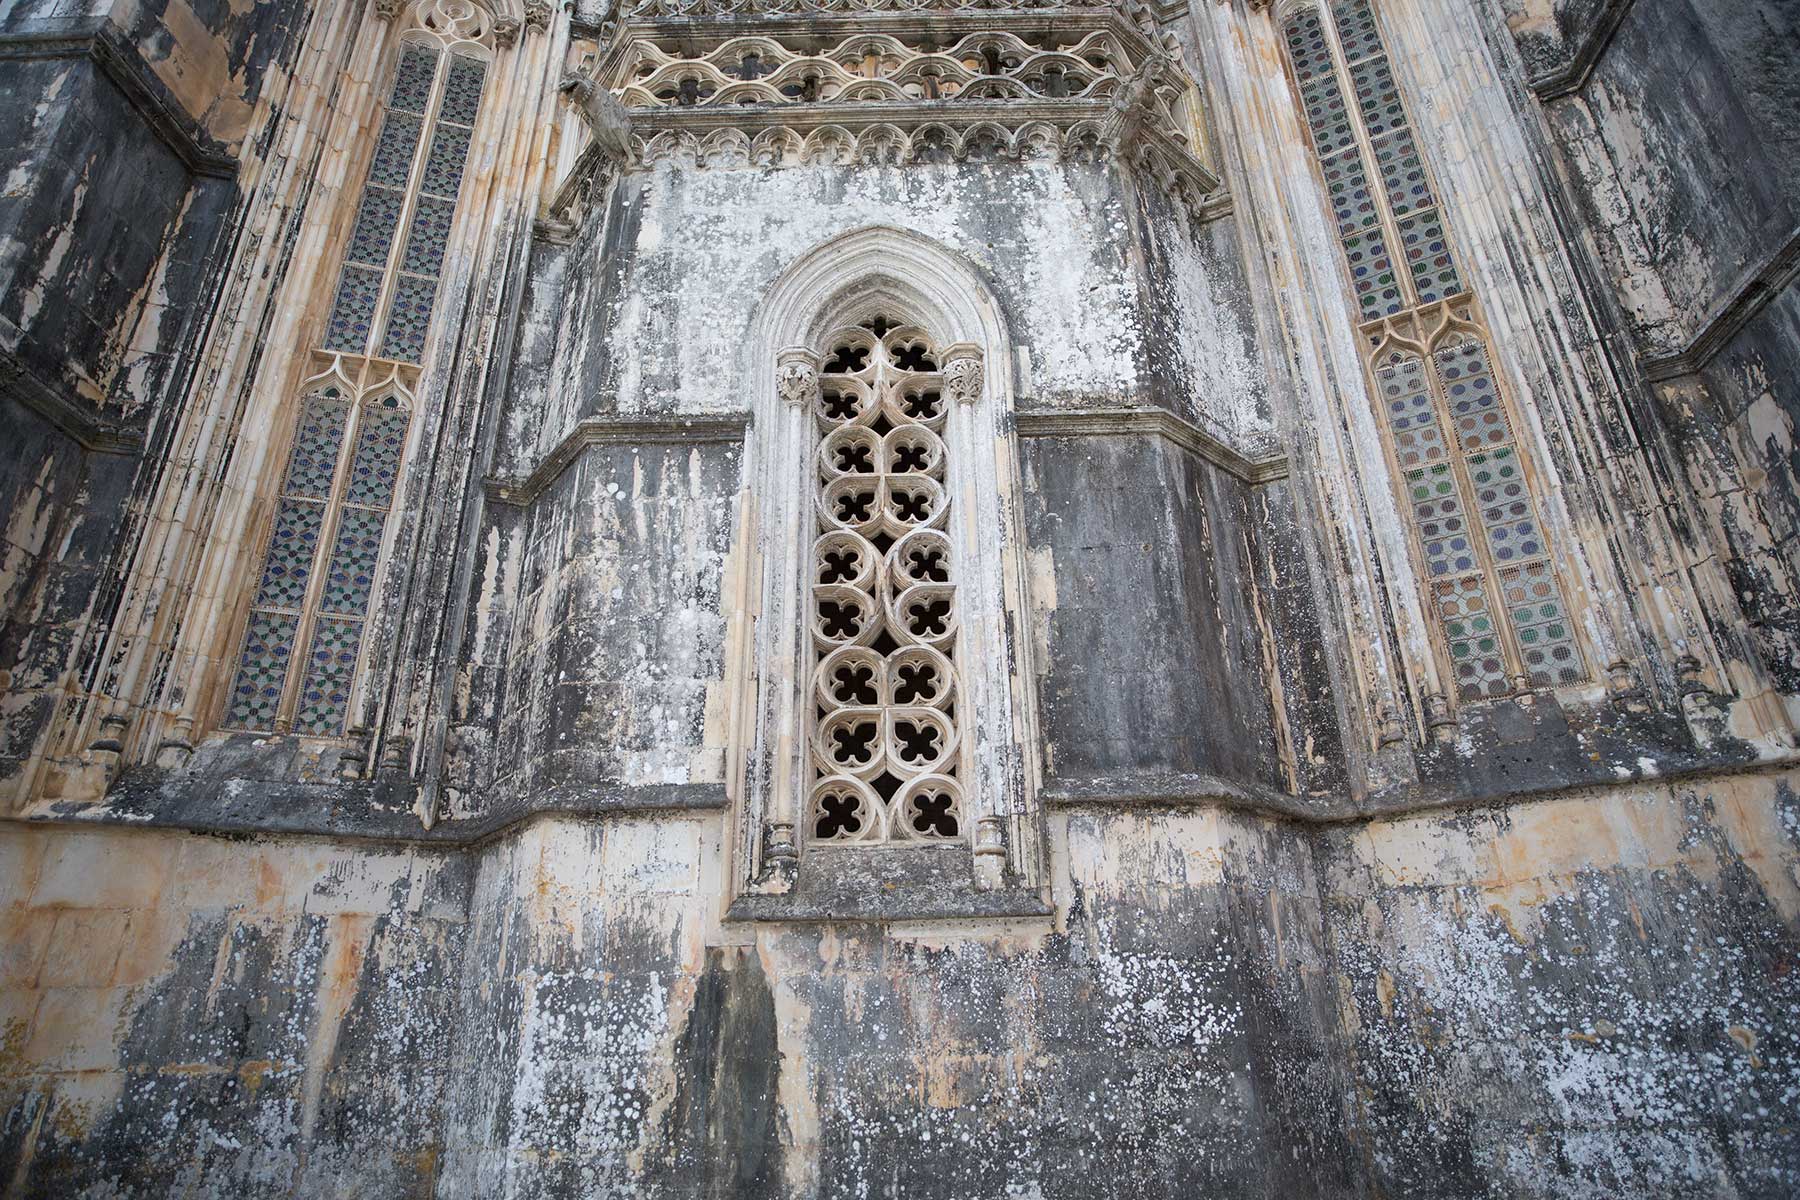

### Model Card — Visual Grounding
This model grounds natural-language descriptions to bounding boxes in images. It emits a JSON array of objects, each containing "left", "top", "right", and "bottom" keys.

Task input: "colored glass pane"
[
  {"left": 422, "top": 125, "right": 472, "bottom": 197},
  {"left": 1284, "top": 8, "right": 1334, "bottom": 81},
  {"left": 391, "top": 45, "right": 439, "bottom": 113},
  {"left": 1341, "top": 227, "right": 1401, "bottom": 319},
  {"left": 347, "top": 186, "right": 404, "bottom": 268},
  {"left": 323, "top": 264, "right": 383, "bottom": 354},
  {"left": 1322, "top": 150, "right": 1380, "bottom": 235},
  {"left": 321, "top": 507, "right": 388, "bottom": 616},
  {"left": 346, "top": 405, "right": 409, "bottom": 507},
  {"left": 402, "top": 196, "right": 455, "bottom": 276},
  {"left": 282, "top": 393, "right": 349, "bottom": 498},
  {"left": 1329, "top": 0, "right": 1383, "bottom": 64},
  {"left": 254, "top": 500, "right": 326, "bottom": 610},
  {"left": 1435, "top": 577, "right": 1508, "bottom": 700},
  {"left": 379, "top": 274, "right": 436, "bottom": 363},
  {"left": 1503, "top": 562, "right": 1583, "bottom": 687},
  {"left": 1349, "top": 54, "right": 1406, "bottom": 139},
  {"left": 223, "top": 610, "right": 299, "bottom": 730},
  {"left": 1435, "top": 341, "right": 1510, "bottom": 453},
  {"left": 1397, "top": 209, "right": 1462, "bottom": 305},
  {"left": 369, "top": 114, "right": 424, "bottom": 188},
  {"left": 441, "top": 56, "right": 487, "bottom": 125},
  {"left": 293, "top": 616, "right": 364, "bottom": 736},
  {"left": 1409, "top": 463, "right": 1474, "bottom": 577},
  {"left": 1300, "top": 76, "right": 1356, "bottom": 158},
  {"left": 1373, "top": 129, "right": 1433, "bottom": 215}
]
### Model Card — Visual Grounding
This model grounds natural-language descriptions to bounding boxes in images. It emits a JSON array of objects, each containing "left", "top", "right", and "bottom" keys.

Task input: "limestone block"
[
  {"left": 24, "top": 986, "right": 129, "bottom": 1072},
  {"left": 0, "top": 828, "right": 45, "bottom": 909},
  {"left": 30, "top": 832, "right": 175, "bottom": 910},
  {"left": 0, "top": 909, "right": 55, "bottom": 987},
  {"left": 37, "top": 909, "right": 130, "bottom": 988}
]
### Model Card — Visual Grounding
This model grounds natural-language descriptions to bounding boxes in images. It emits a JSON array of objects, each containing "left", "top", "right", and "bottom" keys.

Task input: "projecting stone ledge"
[{"left": 727, "top": 842, "right": 1055, "bottom": 922}]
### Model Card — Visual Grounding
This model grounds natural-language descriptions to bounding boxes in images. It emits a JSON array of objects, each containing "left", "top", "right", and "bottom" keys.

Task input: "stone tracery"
[{"left": 805, "top": 319, "right": 975, "bottom": 843}]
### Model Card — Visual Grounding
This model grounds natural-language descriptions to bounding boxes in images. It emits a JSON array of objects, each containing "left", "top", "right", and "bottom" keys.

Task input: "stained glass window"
[
  {"left": 1281, "top": 0, "right": 1586, "bottom": 701},
  {"left": 223, "top": 385, "right": 412, "bottom": 734},
  {"left": 321, "top": 40, "right": 487, "bottom": 364}
]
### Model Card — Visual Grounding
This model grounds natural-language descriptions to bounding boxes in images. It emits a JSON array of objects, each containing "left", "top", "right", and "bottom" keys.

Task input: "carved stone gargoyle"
[
  {"left": 1101, "top": 50, "right": 1171, "bottom": 152},
  {"left": 558, "top": 73, "right": 635, "bottom": 164}
]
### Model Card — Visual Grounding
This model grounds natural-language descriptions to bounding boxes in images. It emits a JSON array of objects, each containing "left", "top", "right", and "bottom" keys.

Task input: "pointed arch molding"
[{"left": 727, "top": 226, "right": 1052, "bottom": 921}]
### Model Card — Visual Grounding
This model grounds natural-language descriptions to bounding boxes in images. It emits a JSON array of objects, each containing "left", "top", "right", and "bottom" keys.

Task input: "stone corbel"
[
  {"left": 1100, "top": 50, "right": 1170, "bottom": 154},
  {"left": 559, "top": 73, "right": 635, "bottom": 166},
  {"left": 941, "top": 344, "right": 983, "bottom": 405},
  {"left": 776, "top": 348, "right": 822, "bottom": 409}
]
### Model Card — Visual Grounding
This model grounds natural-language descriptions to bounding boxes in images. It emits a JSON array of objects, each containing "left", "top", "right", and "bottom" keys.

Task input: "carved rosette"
[
  {"left": 942, "top": 344, "right": 983, "bottom": 406},
  {"left": 776, "top": 348, "right": 821, "bottom": 408}
]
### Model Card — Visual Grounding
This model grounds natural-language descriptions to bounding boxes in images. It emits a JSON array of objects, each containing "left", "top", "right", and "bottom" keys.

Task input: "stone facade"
[{"left": 0, "top": 0, "right": 1797, "bottom": 1195}]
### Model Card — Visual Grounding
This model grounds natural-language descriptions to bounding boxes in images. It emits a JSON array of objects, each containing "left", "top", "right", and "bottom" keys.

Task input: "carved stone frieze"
[{"left": 628, "top": 0, "right": 1110, "bottom": 16}]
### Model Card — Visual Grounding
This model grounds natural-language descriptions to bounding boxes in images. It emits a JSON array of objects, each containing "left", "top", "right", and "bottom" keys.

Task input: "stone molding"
[
  {"left": 0, "top": 347, "right": 145, "bottom": 455},
  {"left": 730, "top": 224, "right": 1049, "bottom": 901},
  {"left": 1639, "top": 224, "right": 1800, "bottom": 384},
  {"left": 483, "top": 412, "right": 752, "bottom": 506},
  {"left": 1014, "top": 406, "right": 1288, "bottom": 484},
  {"left": 0, "top": 25, "right": 238, "bottom": 179},
  {"left": 1525, "top": 0, "right": 1637, "bottom": 101}
]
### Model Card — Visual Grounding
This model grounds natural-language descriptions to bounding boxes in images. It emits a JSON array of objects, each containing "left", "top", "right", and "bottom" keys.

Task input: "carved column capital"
[
  {"left": 941, "top": 344, "right": 983, "bottom": 405},
  {"left": 776, "top": 348, "right": 822, "bottom": 408},
  {"left": 373, "top": 0, "right": 406, "bottom": 21},
  {"left": 524, "top": 0, "right": 552, "bottom": 31},
  {"left": 493, "top": 16, "right": 522, "bottom": 46}
]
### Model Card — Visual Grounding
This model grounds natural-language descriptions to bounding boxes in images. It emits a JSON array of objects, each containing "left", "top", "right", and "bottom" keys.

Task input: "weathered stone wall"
[
  {"left": 1, "top": 0, "right": 1798, "bottom": 1194},
  {"left": 4, "top": 775, "right": 1796, "bottom": 1196},
  {"left": 0, "top": 0, "right": 306, "bottom": 805}
]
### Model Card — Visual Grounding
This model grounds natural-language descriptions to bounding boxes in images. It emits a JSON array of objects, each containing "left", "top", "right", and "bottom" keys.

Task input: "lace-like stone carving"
[{"left": 807, "top": 320, "right": 970, "bottom": 843}]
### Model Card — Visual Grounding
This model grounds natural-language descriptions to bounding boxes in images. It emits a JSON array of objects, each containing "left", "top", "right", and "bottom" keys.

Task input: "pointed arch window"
[
  {"left": 221, "top": 3, "right": 493, "bottom": 737},
  {"left": 1279, "top": 0, "right": 1586, "bottom": 701},
  {"left": 223, "top": 367, "right": 413, "bottom": 734}
]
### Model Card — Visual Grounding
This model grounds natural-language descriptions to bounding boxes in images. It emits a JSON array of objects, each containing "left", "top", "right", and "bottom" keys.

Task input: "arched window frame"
[{"left": 728, "top": 227, "right": 1046, "bottom": 903}]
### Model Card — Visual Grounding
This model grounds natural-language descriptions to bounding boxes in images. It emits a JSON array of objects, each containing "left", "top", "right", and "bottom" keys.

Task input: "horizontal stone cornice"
[
  {"left": 0, "top": 23, "right": 238, "bottom": 180},
  {"left": 1526, "top": 0, "right": 1637, "bottom": 101},
  {"left": 0, "top": 346, "right": 144, "bottom": 455},
  {"left": 1014, "top": 405, "right": 1288, "bottom": 484},
  {"left": 484, "top": 411, "right": 752, "bottom": 506},
  {"left": 1639, "top": 224, "right": 1800, "bottom": 384}
]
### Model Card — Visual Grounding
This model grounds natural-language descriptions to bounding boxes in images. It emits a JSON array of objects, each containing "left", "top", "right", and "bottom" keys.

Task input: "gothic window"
[
  {"left": 322, "top": 32, "right": 488, "bottom": 364},
  {"left": 1280, "top": 0, "right": 1586, "bottom": 701},
  {"left": 223, "top": 371, "right": 413, "bottom": 735},
  {"left": 806, "top": 319, "right": 971, "bottom": 844},
  {"left": 220, "top": 4, "right": 491, "bottom": 738}
]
